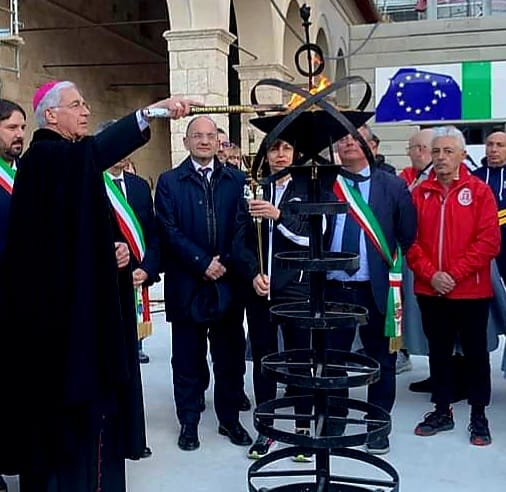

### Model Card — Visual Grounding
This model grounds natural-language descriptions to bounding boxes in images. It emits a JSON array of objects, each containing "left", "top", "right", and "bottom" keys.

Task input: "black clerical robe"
[{"left": 0, "top": 114, "right": 149, "bottom": 491}]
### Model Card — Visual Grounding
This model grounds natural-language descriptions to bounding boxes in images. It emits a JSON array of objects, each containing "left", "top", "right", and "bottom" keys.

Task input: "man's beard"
[{"left": 6, "top": 141, "right": 23, "bottom": 160}]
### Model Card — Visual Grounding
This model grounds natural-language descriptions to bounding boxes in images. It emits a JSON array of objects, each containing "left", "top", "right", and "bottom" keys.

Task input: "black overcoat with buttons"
[{"left": 155, "top": 156, "right": 246, "bottom": 322}]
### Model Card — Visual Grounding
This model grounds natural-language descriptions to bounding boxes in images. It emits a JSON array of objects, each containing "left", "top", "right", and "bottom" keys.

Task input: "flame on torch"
[{"left": 287, "top": 73, "right": 331, "bottom": 110}]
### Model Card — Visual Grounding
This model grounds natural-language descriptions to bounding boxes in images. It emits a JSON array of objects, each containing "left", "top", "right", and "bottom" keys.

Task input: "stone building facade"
[{"left": 0, "top": 0, "right": 377, "bottom": 182}]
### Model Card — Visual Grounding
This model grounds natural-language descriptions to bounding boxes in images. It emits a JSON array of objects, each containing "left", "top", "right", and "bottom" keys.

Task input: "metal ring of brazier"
[
  {"left": 254, "top": 395, "right": 390, "bottom": 449},
  {"left": 270, "top": 301, "right": 368, "bottom": 329},
  {"left": 281, "top": 201, "right": 349, "bottom": 215},
  {"left": 248, "top": 447, "right": 399, "bottom": 492},
  {"left": 260, "top": 349, "right": 379, "bottom": 390},
  {"left": 274, "top": 251, "right": 360, "bottom": 272}
]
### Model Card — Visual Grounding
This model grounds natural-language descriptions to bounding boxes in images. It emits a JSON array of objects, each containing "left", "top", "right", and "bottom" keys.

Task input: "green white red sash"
[
  {"left": 334, "top": 175, "right": 403, "bottom": 352},
  {"left": 0, "top": 156, "right": 15, "bottom": 194},
  {"left": 104, "top": 173, "right": 152, "bottom": 339}
]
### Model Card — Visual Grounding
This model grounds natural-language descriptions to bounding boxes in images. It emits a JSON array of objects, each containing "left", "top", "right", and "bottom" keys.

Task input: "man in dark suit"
[
  {"left": 0, "top": 98, "right": 26, "bottom": 492},
  {"left": 326, "top": 125, "right": 416, "bottom": 455},
  {"left": 96, "top": 120, "right": 161, "bottom": 462},
  {"left": 0, "top": 99, "right": 26, "bottom": 264},
  {"left": 155, "top": 115, "right": 252, "bottom": 451},
  {"left": 98, "top": 120, "right": 161, "bottom": 365}
]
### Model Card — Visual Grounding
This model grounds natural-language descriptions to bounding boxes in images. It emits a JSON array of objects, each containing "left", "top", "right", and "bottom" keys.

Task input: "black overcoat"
[{"left": 0, "top": 113, "right": 149, "bottom": 476}]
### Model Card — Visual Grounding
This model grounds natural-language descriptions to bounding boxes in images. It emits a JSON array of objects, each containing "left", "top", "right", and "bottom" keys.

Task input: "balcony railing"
[{"left": 374, "top": 0, "right": 506, "bottom": 20}]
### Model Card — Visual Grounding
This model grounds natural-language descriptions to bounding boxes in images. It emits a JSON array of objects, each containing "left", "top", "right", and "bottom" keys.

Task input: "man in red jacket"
[{"left": 407, "top": 126, "right": 500, "bottom": 446}]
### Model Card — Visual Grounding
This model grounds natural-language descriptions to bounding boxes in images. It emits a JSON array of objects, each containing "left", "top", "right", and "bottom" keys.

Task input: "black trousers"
[
  {"left": 417, "top": 295, "right": 491, "bottom": 407},
  {"left": 245, "top": 292, "right": 278, "bottom": 411},
  {"left": 325, "top": 280, "right": 397, "bottom": 414},
  {"left": 171, "top": 303, "right": 245, "bottom": 426},
  {"left": 246, "top": 290, "right": 312, "bottom": 428}
]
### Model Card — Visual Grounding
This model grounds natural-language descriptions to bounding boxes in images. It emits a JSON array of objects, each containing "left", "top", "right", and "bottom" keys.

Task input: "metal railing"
[
  {"left": 374, "top": 0, "right": 506, "bottom": 20},
  {"left": 0, "top": 0, "right": 20, "bottom": 37},
  {"left": 0, "top": 0, "right": 22, "bottom": 75}
]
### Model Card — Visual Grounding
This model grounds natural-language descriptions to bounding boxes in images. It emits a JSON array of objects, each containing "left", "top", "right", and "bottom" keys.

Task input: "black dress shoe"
[
  {"left": 409, "top": 377, "right": 432, "bottom": 393},
  {"left": 199, "top": 394, "right": 206, "bottom": 412},
  {"left": 140, "top": 446, "right": 152, "bottom": 459},
  {"left": 0, "top": 475, "right": 7, "bottom": 492},
  {"left": 138, "top": 350, "right": 150, "bottom": 364},
  {"left": 218, "top": 422, "right": 253, "bottom": 446},
  {"left": 178, "top": 424, "right": 200, "bottom": 451},
  {"left": 239, "top": 392, "right": 252, "bottom": 411}
]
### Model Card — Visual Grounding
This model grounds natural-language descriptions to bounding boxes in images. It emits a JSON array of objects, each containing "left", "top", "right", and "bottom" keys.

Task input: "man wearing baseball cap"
[{"left": 0, "top": 81, "right": 196, "bottom": 491}]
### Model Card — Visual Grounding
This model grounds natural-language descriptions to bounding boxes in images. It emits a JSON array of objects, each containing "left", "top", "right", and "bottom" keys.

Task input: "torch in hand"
[{"left": 243, "top": 180, "right": 265, "bottom": 277}]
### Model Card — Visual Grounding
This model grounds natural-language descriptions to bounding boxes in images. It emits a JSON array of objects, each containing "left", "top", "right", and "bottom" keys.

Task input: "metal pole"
[
  {"left": 483, "top": 0, "right": 492, "bottom": 16},
  {"left": 426, "top": 0, "right": 438, "bottom": 19}
]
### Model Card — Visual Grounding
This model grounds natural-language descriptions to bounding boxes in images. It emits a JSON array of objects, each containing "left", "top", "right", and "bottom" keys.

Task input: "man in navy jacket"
[
  {"left": 326, "top": 126, "right": 416, "bottom": 455},
  {"left": 473, "top": 131, "right": 506, "bottom": 281},
  {"left": 0, "top": 98, "right": 26, "bottom": 492},
  {"left": 155, "top": 115, "right": 251, "bottom": 451}
]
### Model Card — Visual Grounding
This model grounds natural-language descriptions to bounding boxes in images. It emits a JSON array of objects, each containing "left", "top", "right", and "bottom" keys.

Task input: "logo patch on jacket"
[{"left": 457, "top": 188, "right": 472, "bottom": 206}]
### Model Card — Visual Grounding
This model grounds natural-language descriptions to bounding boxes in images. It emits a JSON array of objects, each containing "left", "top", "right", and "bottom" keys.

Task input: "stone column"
[
  {"left": 233, "top": 63, "right": 294, "bottom": 159},
  {"left": 164, "top": 28, "right": 236, "bottom": 167}
]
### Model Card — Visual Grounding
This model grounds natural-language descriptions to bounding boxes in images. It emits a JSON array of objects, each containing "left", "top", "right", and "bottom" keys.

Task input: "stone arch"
[
  {"left": 283, "top": 0, "right": 305, "bottom": 85},
  {"left": 334, "top": 47, "right": 349, "bottom": 106},
  {"left": 166, "top": 0, "right": 230, "bottom": 30},
  {"left": 232, "top": 0, "right": 277, "bottom": 63},
  {"left": 315, "top": 28, "right": 330, "bottom": 81}
]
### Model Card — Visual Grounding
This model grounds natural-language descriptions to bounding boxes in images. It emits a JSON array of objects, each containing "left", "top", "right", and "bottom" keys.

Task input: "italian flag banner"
[
  {"left": 104, "top": 173, "right": 152, "bottom": 340},
  {"left": 375, "top": 61, "right": 506, "bottom": 122},
  {"left": 334, "top": 176, "right": 403, "bottom": 353}
]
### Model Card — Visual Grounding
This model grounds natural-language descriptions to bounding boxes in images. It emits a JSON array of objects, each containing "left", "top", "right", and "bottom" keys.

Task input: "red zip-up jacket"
[{"left": 406, "top": 164, "right": 500, "bottom": 299}]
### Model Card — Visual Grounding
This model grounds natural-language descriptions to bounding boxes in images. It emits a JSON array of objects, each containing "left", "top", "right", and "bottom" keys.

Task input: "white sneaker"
[{"left": 292, "top": 428, "right": 313, "bottom": 462}]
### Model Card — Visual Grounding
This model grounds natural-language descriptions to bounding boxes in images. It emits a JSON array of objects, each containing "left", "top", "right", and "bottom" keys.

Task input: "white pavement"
[{"left": 4, "top": 282, "right": 506, "bottom": 491}]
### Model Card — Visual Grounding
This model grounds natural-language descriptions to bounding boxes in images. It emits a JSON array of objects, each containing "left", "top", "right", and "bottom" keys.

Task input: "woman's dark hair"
[{"left": 0, "top": 99, "right": 26, "bottom": 122}]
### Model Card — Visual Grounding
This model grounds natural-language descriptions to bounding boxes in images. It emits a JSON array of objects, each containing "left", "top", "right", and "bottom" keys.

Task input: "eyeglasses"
[
  {"left": 188, "top": 132, "right": 218, "bottom": 141},
  {"left": 52, "top": 100, "right": 92, "bottom": 112},
  {"left": 219, "top": 140, "right": 232, "bottom": 148},
  {"left": 406, "top": 144, "right": 427, "bottom": 152}
]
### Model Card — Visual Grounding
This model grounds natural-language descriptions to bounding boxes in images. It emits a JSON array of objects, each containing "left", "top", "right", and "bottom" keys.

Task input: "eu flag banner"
[{"left": 375, "top": 62, "right": 506, "bottom": 123}]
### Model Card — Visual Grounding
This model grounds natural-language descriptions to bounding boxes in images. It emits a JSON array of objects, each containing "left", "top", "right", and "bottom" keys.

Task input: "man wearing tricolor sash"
[
  {"left": 97, "top": 121, "right": 160, "bottom": 366},
  {"left": 0, "top": 98, "right": 26, "bottom": 492},
  {"left": 0, "top": 99, "right": 25, "bottom": 270},
  {"left": 326, "top": 125, "right": 417, "bottom": 455},
  {"left": 0, "top": 80, "right": 194, "bottom": 492}
]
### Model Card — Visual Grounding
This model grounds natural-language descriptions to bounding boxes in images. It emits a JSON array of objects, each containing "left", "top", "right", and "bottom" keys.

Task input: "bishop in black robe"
[{"left": 0, "top": 113, "right": 150, "bottom": 492}]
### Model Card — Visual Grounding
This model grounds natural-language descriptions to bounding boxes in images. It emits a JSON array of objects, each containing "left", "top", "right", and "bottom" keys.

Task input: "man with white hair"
[
  {"left": 396, "top": 128, "right": 435, "bottom": 376},
  {"left": 0, "top": 80, "right": 194, "bottom": 491},
  {"left": 407, "top": 126, "right": 500, "bottom": 446},
  {"left": 400, "top": 128, "right": 434, "bottom": 190}
]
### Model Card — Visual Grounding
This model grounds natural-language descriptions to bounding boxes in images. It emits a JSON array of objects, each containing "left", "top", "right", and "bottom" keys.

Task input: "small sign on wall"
[{"left": 375, "top": 62, "right": 506, "bottom": 122}]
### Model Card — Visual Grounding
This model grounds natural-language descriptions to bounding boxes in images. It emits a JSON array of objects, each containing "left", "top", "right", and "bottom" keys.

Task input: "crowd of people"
[{"left": 0, "top": 80, "right": 505, "bottom": 491}]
